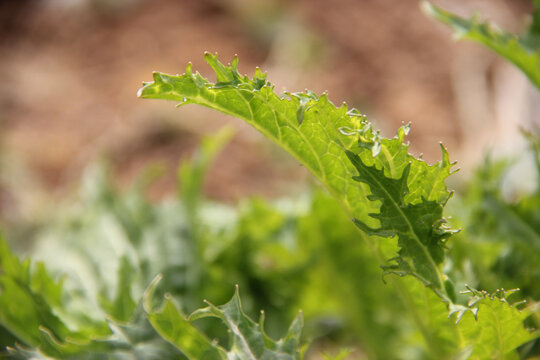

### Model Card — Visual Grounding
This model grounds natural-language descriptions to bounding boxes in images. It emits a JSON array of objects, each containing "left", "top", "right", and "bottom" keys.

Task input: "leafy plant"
[
  {"left": 0, "top": 236, "right": 305, "bottom": 360},
  {"left": 2, "top": 5, "right": 540, "bottom": 357},
  {"left": 446, "top": 131, "right": 540, "bottom": 325},
  {"left": 0, "top": 137, "right": 410, "bottom": 358},
  {"left": 423, "top": 2, "right": 540, "bottom": 353},
  {"left": 138, "top": 53, "right": 539, "bottom": 358},
  {"left": 0, "top": 131, "right": 311, "bottom": 359}
]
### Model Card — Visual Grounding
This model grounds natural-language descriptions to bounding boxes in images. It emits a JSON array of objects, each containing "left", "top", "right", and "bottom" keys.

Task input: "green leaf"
[
  {"left": 138, "top": 54, "right": 539, "bottom": 358},
  {"left": 454, "top": 288, "right": 539, "bottom": 359},
  {"left": 422, "top": 1, "right": 540, "bottom": 90},
  {"left": 0, "top": 325, "right": 18, "bottom": 351},
  {"left": 143, "top": 275, "right": 226, "bottom": 360},
  {"left": 99, "top": 256, "right": 137, "bottom": 322},
  {"left": 177, "top": 127, "right": 236, "bottom": 300},
  {"left": 392, "top": 276, "right": 459, "bottom": 358},
  {"left": 189, "top": 286, "right": 304, "bottom": 360},
  {"left": 0, "top": 236, "right": 70, "bottom": 348},
  {"left": 179, "top": 126, "right": 235, "bottom": 216},
  {"left": 138, "top": 53, "right": 370, "bottom": 224},
  {"left": 6, "top": 304, "right": 186, "bottom": 359},
  {"left": 144, "top": 277, "right": 304, "bottom": 360},
  {"left": 454, "top": 150, "right": 540, "bottom": 300},
  {"left": 346, "top": 150, "right": 455, "bottom": 298},
  {"left": 296, "top": 191, "right": 418, "bottom": 358},
  {"left": 138, "top": 54, "right": 456, "bottom": 300},
  {"left": 321, "top": 348, "right": 354, "bottom": 360},
  {"left": 1, "top": 236, "right": 186, "bottom": 359}
]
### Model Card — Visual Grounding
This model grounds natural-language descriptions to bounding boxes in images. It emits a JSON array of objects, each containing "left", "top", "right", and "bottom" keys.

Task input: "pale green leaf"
[
  {"left": 138, "top": 54, "right": 456, "bottom": 300},
  {"left": 6, "top": 305, "right": 186, "bottom": 359},
  {"left": 422, "top": 1, "right": 540, "bottom": 90},
  {"left": 179, "top": 126, "right": 235, "bottom": 216},
  {"left": 144, "top": 277, "right": 304, "bottom": 360},
  {"left": 0, "top": 236, "right": 70, "bottom": 348},
  {"left": 99, "top": 256, "right": 137, "bottom": 322},
  {"left": 189, "top": 286, "right": 303, "bottom": 360},
  {"left": 143, "top": 276, "right": 226, "bottom": 360},
  {"left": 138, "top": 54, "right": 539, "bottom": 358},
  {"left": 455, "top": 289, "right": 539, "bottom": 359}
]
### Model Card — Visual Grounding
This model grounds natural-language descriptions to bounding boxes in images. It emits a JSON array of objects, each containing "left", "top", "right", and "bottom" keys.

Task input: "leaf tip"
[
  {"left": 420, "top": 0, "right": 435, "bottom": 15},
  {"left": 136, "top": 86, "right": 145, "bottom": 98},
  {"left": 142, "top": 274, "right": 163, "bottom": 312},
  {"left": 186, "top": 62, "right": 193, "bottom": 74},
  {"left": 203, "top": 52, "right": 220, "bottom": 67}
]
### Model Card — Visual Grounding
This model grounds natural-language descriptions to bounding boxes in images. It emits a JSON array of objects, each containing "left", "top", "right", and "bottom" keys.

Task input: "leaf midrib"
[{"left": 359, "top": 163, "right": 444, "bottom": 291}]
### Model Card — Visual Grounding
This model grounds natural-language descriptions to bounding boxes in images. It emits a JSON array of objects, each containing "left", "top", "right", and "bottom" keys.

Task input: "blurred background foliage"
[{"left": 0, "top": 0, "right": 539, "bottom": 359}]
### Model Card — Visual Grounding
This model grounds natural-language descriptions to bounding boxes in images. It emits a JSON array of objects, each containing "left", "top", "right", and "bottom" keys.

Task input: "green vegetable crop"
[
  {"left": 137, "top": 52, "right": 539, "bottom": 358},
  {"left": 1, "top": 4, "right": 540, "bottom": 358}
]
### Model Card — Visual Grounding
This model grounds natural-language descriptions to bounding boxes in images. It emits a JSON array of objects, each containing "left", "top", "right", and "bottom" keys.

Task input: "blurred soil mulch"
[{"left": 0, "top": 0, "right": 534, "bottom": 211}]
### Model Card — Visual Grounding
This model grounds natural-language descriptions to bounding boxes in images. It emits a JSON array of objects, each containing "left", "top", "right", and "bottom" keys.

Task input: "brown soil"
[{"left": 0, "top": 0, "right": 534, "bottom": 212}]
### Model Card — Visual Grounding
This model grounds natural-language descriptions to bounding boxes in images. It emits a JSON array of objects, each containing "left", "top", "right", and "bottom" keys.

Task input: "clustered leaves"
[
  {"left": 138, "top": 53, "right": 539, "bottom": 358},
  {"left": 0, "top": 237, "right": 305, "bottom": 359},
  {"left": 0, "top": 131, "right": 308, "bottom": 359},
  {"left": 145, "top": 278, "right": 304, "bottom": 360},
  {"left": 1, "top": 4, "right": 540, "bottom": 356}
]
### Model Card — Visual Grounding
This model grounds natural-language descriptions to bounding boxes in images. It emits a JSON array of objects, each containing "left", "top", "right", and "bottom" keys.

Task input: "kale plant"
[{"left": 1, "top": 2, "right": 540, "bottom": 358}]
